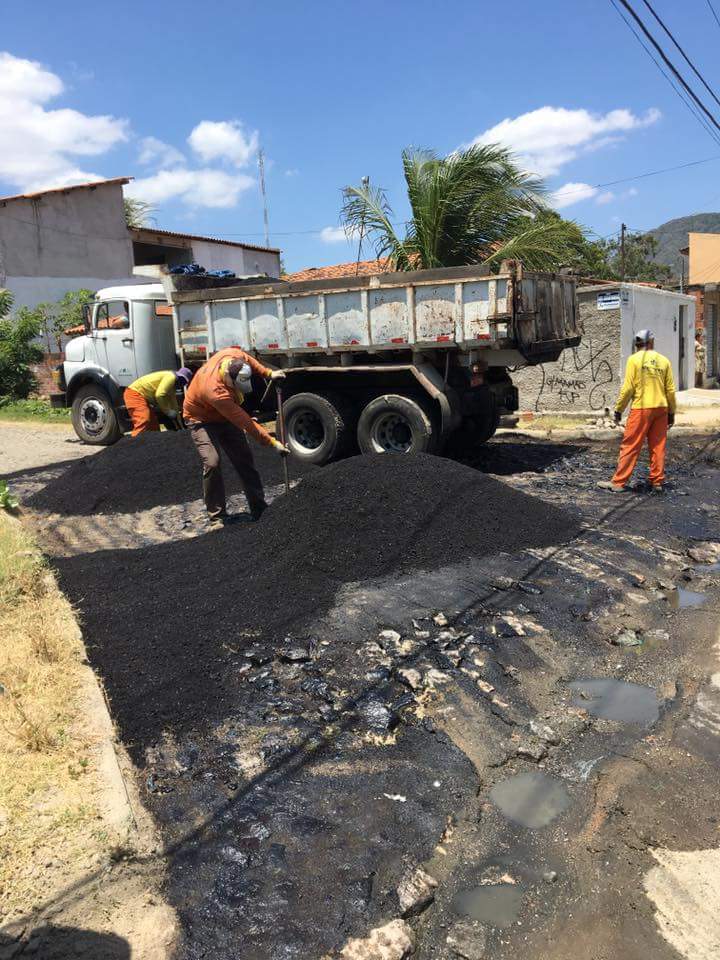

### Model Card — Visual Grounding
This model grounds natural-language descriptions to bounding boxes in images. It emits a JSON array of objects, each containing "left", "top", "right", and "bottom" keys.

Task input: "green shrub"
[{"left": 0, "top": 291, "right": 44, "bottom": 399}]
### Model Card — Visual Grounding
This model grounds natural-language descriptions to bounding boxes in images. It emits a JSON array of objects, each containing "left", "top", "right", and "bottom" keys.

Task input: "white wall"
[
  {"left": 6, "top": 275, "right": 139, "bottom": 311},
  {"left": 190, "top": 240, "right": 280, "bottom": 278},
  {"left": 620, "top": 286, "right": 695, "bottom": 392}
]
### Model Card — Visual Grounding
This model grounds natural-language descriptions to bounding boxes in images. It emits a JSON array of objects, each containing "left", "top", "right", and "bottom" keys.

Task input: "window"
[{"left": 95, "top": 300, "right": 129, "bottom": 330}]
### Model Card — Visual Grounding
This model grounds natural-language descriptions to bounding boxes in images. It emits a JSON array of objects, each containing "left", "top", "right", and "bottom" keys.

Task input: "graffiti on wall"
[{"left": 534, "top": 336, "right": 615, "bottom": 411}]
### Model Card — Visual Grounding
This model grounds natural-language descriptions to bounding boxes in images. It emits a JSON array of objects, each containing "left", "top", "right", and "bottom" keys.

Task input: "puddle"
[
  {"left": 569, "top": 678, "right": 659, "bottom": 725},
  {"left": 489, "top": 771, "right": 570, "bottom": 828},
  {"left": 451, "top": 883, "right": 524, "bottom": 928},
  {"left": 668, "top": 588, "right": 706, "bottom": 609}
]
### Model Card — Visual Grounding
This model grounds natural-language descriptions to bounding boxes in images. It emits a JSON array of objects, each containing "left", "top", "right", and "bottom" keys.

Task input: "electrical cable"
[
  {"left": 614, "top": 0, "right": 720, "bottom": 139},
  {"left": 706, "top": 0, "right": 720, "bottom": 31},
  {"left": 640, "top": 0, "right": 720, "bottom": 111},
  {"left": 608, "top": 0, "right": 720, "bottom": 146}
]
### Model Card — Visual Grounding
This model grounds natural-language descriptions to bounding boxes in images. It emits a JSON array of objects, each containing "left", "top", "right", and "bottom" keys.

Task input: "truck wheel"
[
  {"left": 283, "top": 391, "right": 354, "bottom": 465},
  {"left": 71, "top": 384, "right": 122, "bottom": 445},
  {"left": 446, "top": 411, "right": 500, "bottom": 456},
  {"left": 357, "top": 395, "right": 435, "bottom": 455}
]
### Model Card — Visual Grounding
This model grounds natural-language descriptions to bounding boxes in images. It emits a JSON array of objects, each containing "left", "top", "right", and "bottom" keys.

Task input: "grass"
[
  {"left": 0, "top": 517, "right": 115, "bottom": 922},
  {"left": 0, "top": 398, "right": 70, "bottom": 423}
]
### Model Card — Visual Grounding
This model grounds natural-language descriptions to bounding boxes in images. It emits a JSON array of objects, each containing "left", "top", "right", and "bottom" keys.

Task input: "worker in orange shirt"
[
  {"left": 598, "top": 329, "right": 676, "bottom": 494},
  {"left": 183, "top": 347, "right": 288, "bottom": 525}
]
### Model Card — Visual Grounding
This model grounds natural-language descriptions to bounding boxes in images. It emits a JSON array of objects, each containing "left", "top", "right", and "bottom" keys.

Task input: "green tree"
[
  {"left": 597, "top": 231, "right": 674, "bottom": 283},
  {"left": 124, "top": 196, "right": 155, "bottom": 228},
  {"left": 340, "top": 145, "right": 590, "bottom": 272},
  {"left": 16, "top": 288, "right": 94, "bottom": 352},
  {"left": 0, "top": 291, "right": 44, "bottom": 399}
]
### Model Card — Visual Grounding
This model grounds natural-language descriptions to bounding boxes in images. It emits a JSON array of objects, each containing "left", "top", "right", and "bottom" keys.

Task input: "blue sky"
[{"left": 3, "top": 0, "right": 720, "bottom": 272}]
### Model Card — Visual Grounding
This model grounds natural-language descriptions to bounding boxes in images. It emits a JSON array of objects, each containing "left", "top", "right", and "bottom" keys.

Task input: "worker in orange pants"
[
  {"left": 598, "top": 328, "right": 676, "bottom": 493},
  {"left": 124, "top": 368, "right": 193, "bottom": 437}
]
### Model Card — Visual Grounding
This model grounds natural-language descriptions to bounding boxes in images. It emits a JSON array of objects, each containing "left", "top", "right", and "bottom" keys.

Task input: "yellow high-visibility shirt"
[
  {"left": 615, "top": 349, "right": 676, "bottom": 415},
  {"left": 127, "top": 370, "right": 179, "bottom": 415}
]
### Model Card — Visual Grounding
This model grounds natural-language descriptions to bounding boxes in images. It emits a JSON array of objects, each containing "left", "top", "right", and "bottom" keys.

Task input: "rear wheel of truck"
[
  {"left": 357, "top": 394, "right": 436, "bottom": 455},
  {"left": 71, "top": 384, "right": 122, "bottom": 445},
  {"left": 283, "top": 391, "right": 354, "bottom": 466}
]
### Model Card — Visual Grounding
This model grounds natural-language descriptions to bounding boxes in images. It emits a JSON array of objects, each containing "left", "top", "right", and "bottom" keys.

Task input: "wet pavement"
[{"left": 7, "top": 429, "right": 720, "bottom": 960}]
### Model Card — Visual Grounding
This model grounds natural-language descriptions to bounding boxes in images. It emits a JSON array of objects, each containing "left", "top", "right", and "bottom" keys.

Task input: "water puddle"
[
  {"left": 569, "top": 678, "right": 659, "bottom": 725},
  {"left": 668, "top": 588, "right": 706, "bottom": 609},
  {"left": 489, "top": 771, "right": 570, "bottom": 829},
  {"left": 451, "top": 883, "right": 524, "bottom": 927}
]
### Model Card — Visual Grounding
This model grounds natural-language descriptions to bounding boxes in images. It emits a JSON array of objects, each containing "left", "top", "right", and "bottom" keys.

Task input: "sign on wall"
[{"left": 597, "top": 290, "right": 621, "bottom": 310}]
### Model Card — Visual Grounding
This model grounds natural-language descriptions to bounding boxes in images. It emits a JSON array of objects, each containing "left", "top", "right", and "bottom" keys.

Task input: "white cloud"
[
  {"left": 284, "top": 168, "right": 300, "bottom": 177},
  {"left": 126, "top": 168, "right": 255, "bottom": 208},
  {"left": 319, "top": 225, "right": 358, "bottom": 243},
  {"left": 596, "top": 190, "right": 615, "bottom": 205},
  {"left": 0, "top": 51, "right": 128, "bottom": 192},
  {"left": 551, "top": 182, "right": 599, "bottom": 209},
  {"left": 188, "top": 120, "right": 258, "bottom": 167},
  {"left": 469, "top": 106, "right": 661, "bottom": 177},
  {"left": 138, "top": 136, "right": 185, "bottom": 168}
]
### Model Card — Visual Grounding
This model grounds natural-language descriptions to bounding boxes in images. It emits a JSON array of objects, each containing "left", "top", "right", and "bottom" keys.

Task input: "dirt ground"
[{"left": 2, "top": 421, "right": 720, "bottom": 960}]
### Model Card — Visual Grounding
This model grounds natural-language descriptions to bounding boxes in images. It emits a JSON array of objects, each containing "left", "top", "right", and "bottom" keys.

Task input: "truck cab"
[{"left": 57, "top": 283, "right": 178, "bottom": 444}]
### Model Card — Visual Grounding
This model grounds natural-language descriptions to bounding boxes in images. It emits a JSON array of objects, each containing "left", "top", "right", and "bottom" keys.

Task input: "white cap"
[{"left": 635, "top": 328, "right": 654, "bottom": 343}]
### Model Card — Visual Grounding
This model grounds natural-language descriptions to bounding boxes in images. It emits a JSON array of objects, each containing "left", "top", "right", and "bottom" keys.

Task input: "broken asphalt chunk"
[
  {"left": 339, "top": 919, "right": 415, "bottom": 960},
  {"left": 397, "top": 865, "right": 438, "bottom": 917}
]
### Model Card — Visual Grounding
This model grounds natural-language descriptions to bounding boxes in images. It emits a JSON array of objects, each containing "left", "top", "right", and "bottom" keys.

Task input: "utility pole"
[
  {"left": 620, "top": 222, "right": 627, "bottom": 281},
  {"left": 355, "top": 175, "right": 370, "bottom": 275},
  {"left": 258, "top": 149, "right": 270, "bottom": 249}
]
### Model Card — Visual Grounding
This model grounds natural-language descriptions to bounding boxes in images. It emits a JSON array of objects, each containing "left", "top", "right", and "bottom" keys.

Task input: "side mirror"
[{"left": 83, "top": 303, "right": 92, "bottom": 334}]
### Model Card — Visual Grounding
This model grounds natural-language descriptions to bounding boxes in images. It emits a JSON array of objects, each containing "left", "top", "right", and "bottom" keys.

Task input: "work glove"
[
  {"left": 269, "top": 370, "right": 287, "bottom": 381},
  {"left": 272, "top": 438, "right": 290, "bottom": 455},
  {"left": 668, "top": 412, "right": 675, "bottom": 428},
  {"left": 614, "top": 411, "right": 622, "bottom": 424}
]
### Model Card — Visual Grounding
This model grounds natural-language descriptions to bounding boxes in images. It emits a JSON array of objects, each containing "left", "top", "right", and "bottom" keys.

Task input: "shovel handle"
[{"left": 275, "top": 384, "right": 291, "bottom": 494}]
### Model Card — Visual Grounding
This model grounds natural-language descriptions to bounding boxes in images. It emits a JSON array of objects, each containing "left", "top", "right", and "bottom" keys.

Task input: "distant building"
[
  {"left": 0, "top": 177, "right": 280, "bottom": 310},
  {"left": 512, "top": 283, "right": 696, "bottom": 414},
  {"left": 679, "top": 232, "right": 720, "bottom": 384}
]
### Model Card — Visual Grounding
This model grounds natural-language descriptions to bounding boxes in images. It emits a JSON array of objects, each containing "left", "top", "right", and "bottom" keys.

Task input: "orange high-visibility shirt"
[{"left": 183, "top": 347, "right": 274, "bottom": 446}]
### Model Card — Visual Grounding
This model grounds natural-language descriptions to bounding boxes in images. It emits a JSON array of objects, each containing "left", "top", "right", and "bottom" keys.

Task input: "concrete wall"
[
  {"left": 620, "top": 285, "right": 695, "bottom": 392},
  {"left": 688, "top": 232, "right": 720, "bottom": 285},
  {"left": 191, "top": 239, "right": 280, "bottom": 278},
  {"left": 513, "top": 288, "right": 622, "bottom": 414},
  {"left": 0, "top": 182, "right": 133, "bottom": 284},
  {"left": 513, "top": 284, "right": 695, "bottom": 414}
]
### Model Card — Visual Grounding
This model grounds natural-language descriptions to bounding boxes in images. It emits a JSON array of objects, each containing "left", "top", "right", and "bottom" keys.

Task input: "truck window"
[{"left": 96, "top": 300, "right": 129, "bottom": 330}]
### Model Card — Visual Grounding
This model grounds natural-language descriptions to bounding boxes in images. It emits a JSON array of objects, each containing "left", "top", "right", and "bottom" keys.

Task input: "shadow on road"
[{"left": 0, "top": 925, "right": 130, "bottom": 959}]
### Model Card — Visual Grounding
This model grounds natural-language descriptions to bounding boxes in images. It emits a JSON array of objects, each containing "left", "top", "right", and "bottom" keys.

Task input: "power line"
[
  {"left": 640, "top": 0, "right": 720, "bottom": 111},
  {"left": 706, "top": 0, "right": 720, "bottom": 30},
  {"left": 550, "top": 153, "right": 720, "bottom": 199},
  {"left": 614, "top": 0, "right": 720, "bottom": 138},
  {"left": 608, "top": 0, "right": 720, "bottom": 146}
]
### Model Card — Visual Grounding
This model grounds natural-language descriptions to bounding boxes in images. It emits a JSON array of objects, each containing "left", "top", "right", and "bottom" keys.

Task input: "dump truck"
[{"left": 55, "top": 261, "right": 580, "bottom": 461}]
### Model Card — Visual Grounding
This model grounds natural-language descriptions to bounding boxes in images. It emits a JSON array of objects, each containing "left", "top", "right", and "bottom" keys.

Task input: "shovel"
[{"left": 275, "top": 382, "right": 291, "bottom": 495}]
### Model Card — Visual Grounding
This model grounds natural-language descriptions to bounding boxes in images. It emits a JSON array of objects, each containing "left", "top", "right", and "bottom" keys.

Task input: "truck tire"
[
  {"left": 283, "top": 391, "right": 354, "bottom": 465},
  {"left": 357, "top": 394, "right": 435, "bottom": 455},
  {"left": 71, "top": 383, "right": 122, "bottom": 445}
]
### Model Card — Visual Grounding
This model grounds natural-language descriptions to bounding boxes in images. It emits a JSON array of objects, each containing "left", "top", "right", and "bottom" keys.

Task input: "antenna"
[{"left": 258, "top": 149, "right": 270, "bottom": 248}]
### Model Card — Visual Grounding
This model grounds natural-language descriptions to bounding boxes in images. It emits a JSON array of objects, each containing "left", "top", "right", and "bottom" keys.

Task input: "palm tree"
[
  {"left": 124, "top": 197, "right": 156, "bottom": 229},
  {"left": 341, "top": 145, "right": 586, "bottom": 272}
]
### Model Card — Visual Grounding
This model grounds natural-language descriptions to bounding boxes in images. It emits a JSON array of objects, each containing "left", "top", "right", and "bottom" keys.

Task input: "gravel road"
[{"left": 0, "top": 421, "right": 98, "bottom": 475}]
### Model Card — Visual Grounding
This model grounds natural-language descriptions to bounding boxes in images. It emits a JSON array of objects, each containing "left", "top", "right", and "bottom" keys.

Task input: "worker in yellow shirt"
[
  {"left": 598, "top": 329, "right": 676, "bottom": 493},
  {"left": 124, "top": 367, "right": 193, "bottom": 437}
]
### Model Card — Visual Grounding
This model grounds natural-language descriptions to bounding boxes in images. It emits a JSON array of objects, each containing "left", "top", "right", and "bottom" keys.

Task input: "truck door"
[{"left": 93, "top": 299, "right": 137, "bottom": 385}]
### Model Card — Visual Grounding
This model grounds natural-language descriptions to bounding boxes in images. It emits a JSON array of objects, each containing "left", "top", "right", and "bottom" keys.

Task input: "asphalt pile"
[
  {"left": 52, "top": 451, "right": 578, "bottom": 755},
  {"left": 26, "top": 430, "right": 312, "bottom": 516}
]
